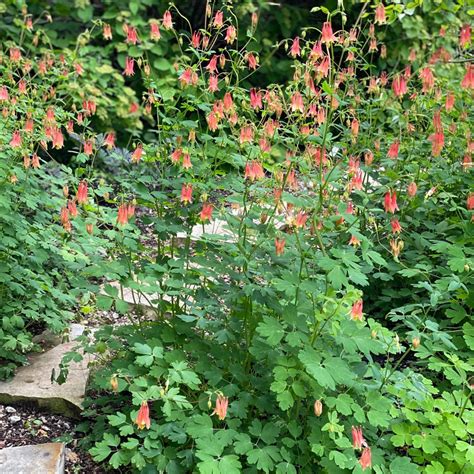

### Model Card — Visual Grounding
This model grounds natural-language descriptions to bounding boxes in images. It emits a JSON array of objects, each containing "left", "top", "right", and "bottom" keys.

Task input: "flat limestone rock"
[
  {"left": 0, "top": 341, "right": 90, "bottom": 417},
  {"left": 0, "top": 443, "right": 65, "bottom": 474}
]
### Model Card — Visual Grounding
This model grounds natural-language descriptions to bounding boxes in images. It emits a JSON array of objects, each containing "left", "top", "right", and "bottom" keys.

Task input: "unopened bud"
[
  {"left": 314, "top": 399, "right": 323, "bottom": 416},
  {"left": 110, "top": 376, "right": 118, "bottom": 392},
  {"left": 412, "top": 337, "right": 420, "bottom": 349}
]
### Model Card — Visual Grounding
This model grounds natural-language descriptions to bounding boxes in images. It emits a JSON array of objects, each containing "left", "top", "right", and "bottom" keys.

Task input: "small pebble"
[
  {"left": 5, "top": 406, "right": 17, "bottom": 413},
  {"left": 8, "top": 415, "right": 21, "bottom": 423}
]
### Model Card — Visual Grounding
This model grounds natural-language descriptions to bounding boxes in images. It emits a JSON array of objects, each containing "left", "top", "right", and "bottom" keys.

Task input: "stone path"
[
  {"left": 0, "top": 325, "right": 89, "bottom": 417},
  {"left": 0, "top": 443, "right": 65, "bottom": 474}
]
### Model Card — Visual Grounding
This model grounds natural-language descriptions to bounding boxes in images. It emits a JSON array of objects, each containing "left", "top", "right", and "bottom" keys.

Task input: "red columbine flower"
[
  {"left": 375, "top": 3, "right": 386, "bottom": 24},
  {"left": 181, "top": 184, "right": 193, "bottom": 204},
  {"left": 179, "top": 68, "right": 198, "bottom": 87},
  {"left": 321, "top": 22, "right": 336, "bottom": 43},
  {"left": 240, "top": 126, "right": 254, "bottom": 144},
  {"left": 420, "top": 67, "right": 435, "bottom": 93},
  {"left": 392, "top": 75, "right": 407, "bottom": 97},
  {"left": 387, "top": 140, "right": 399, "bottom": 159},
  {"left": 131, "top": 144, "right": 143, "bottom": 163},
  {"left": 212, "top": 395, "right": 228, "bottom": 421},
  {"left": 150, "top": 21, "right": 161, "bottom": 41},
  {"left": 295, "top": 211, "right": 308, "bottom": 229},
  {"left": 117, "top": 203, "right": 128, "bottom": 225},
  {"left": 208, "top": 75, "right": 219, "bottom": 93},
  {"left": 349, "top": 235, "right": 361, "bottom": 247},
  {"left": 191, "top": 31, "right": 201, "bottom": 48},
  {"left": 290, "top": 36, "right": 301, "bottom": 57},
  {"left": 460, "top": 24, "right": 471, "bottom": 49},
  {"left": 461, "top": 64, "right": 474, "bottom": 90},
  {"left": 213, "top": 10, "right": 224, "bottom": 28},
  {"left": 244, "top": 161, "right": 264, "bottom": 181},
  {"left": 68, "top": 200, "right": 78, "bottom": 218},
  {"left": 275, "top": 238, "right": 285, "bottom": 256},
  {"left": 103, "top": 23, "right": 112, "bottom": 40},
  {"left": 10, "top": 47, "right": 22, "bottom": 62},
  {"left": 200, "top": 203, "right": 213, "bottom": 222},
  {"left": 126, "top": 25, "right": 138, "bottom": 44},
  {"left": 250, "top": 89, "right": 263, "bottom": 110},
  {"left": 162, "top": 10, "right": 173, "bottom": 30},
  {"left": 60, "top": 207, "right": 71, "bottom": 232},
  {"left": 127, "top": 202, "right": 135, "bottom": 218},
  {"left": 359, "top": 447, "right": 372, "bottom": 471},
  {"left": 311, "top": 40, "right": 323, "bottom": 60},
  {"left": 429, "top": 131, "right": 444, "bottom": 157},
  {"left": 124, "top": 57, "right": 135, "bottom": 76},
  {"left": 225, "top": 25, "right": 236, "bottom": 44},
  {"left": 135, "top": 401, "right": 151, "bottom": 429},
  {"left": 31, "top": 153, "right": 40, "bottom": 168},
  {"left": 207, "top": 111, "right": 218, "bottom": 131},
  {"left": 84, "top": 140, "right": 94, "bottom": 156},
  {"left": 445, "top": 92, "right": 455, "bottom": 112},
  {"left": 384, "top": 191, "right": 399, "bottom": 213},
  {"left": 407, "top": 181, "right": 417, "bottom": 198},
  {"left": 223, "top": 92, "right": 234, "bottom": 111},
  {"left": 77, "top": 181, "right": 88, "bottom": 204},
  {"left": 0, "top": 86, "right": 8, "bottom": 101},
  {"left": 247, "top": 53, "right": 258, "bottom": 70},
  {"left": 104, "top": 132, "right": 115, "bottom": 149},
  {"left": 182, "top": 153, "right": 192, "bottom": 169},
  {"left": 352, "top": 426, "right": 366, "bottom": 449},
  {"left": 52, "top": 128, "right": 64, "bottom": 149},
  {"left": 391, "top": 218, "right": 402, "bottom": 234},
  {"left": 290, "top": 92, "right": 304, "bottom": 113},
  {"left": 351, "top": 300, "right": 363, "bottom": 321},
  {"left": 10, "top": 131, "right": 22, "bottom": 148},
  {"left": 467, "top": 192, "right": 474, "bottom": 211}
]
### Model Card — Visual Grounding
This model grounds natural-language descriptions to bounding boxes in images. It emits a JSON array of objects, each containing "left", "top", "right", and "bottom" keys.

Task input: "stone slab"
[
  {"left": 0, "top": 341, "right": 90, "bottom": 417},
  {"left": 0, "top": 443, "right": 65, "bottom": 474}
]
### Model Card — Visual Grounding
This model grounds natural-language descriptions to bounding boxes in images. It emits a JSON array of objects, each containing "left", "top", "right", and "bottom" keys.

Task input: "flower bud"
[
  {"left": 412, "top": 337, "right": 420, "bottom": 349},
  {"left": 314, "top": 399, "right": 323, "bottom": 416},
  {"left": 110, "top": 376, "right": 118, "bottom": 392}
]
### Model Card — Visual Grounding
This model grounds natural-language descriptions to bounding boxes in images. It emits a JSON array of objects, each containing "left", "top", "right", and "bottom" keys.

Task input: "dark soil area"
[{"left": 0, "top": 403, "right": 105, "bottom": 473}]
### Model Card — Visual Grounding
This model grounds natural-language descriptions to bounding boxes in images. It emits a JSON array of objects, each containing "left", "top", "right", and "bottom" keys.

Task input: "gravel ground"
[{"left": 0, "top": 403, "right": 104, "bottom": 473}]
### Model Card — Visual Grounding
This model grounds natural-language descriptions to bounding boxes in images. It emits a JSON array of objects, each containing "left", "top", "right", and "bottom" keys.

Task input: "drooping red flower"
[
  {"left": 247, "top": 53, "right": 258, "bottom": 70},
  {"left": 191, "top": 31, "right": 201, "bottom": 48},
  {"left": 295, "top": 211, "right": 308, "bottom": 229},
  {"left": 0, "top": 86, "right": 9, "bottom": 102},
  {"left": 445, "top": 92, "right": 455, "bottom": 112},
  {"left": 117, "top": 203, "right": 129, "bottom": 226},
  {"left": 391, "top": 218, "right": 402, "bottom": 234},
  {"left": 290, "top": 92, "right": 304, "bottom": 113},
  {"left": 68, "top": 200, "right": 78, "bottom": 218},
  {"left": 384, "top": 191, "right": 399, "bottom": 213},
  {"left": 162, "top": 10, "right": 173, "bottom": 30},
  {"left": 10, "top": 131, "right": 22, "bottom": 148},
  {"left": 223, "top": 92, "right": 234, "bottom": 111},
  {"left": 349, "top": 235, "right": 361, "bottom": 247},
  {"left": 103, "top": 23, "right": 112, "bottom": 40},
  {"left": 351, "top": 301, "right": 363, "bottom": 321},
  {"left": 321, "top": 22, "right": 336, "bottom": 43},
  {"left": 225, "top": 25, "right": 237, "bottom": 44},
  {"left": 124, "top": 57, "right": 135, "bottom": 76},
  {"left": 460, "top": 24, "right": 471, "bottom": 49},
  {"left": 200, "top": 203, "right": 213, "bottom": 222},
  {"left": 208, "top": 75, "right": 219, "bottom": 93},
  {"left": 359, "top": 447, "right": 372, "bottom": 471},
  {"left": 125, "top": 25, "right": 138, "bottom": 44},
  {"left": 392, "top": 75, "right": 407, "bottom": 97},
  {"left": 407, "top": 181, "right": 417, "bottom": 198},
  {"left": 467, "top": 193, "right": 474, "bottom": 211},
  {"left": 150, "top": 21, "right": 161, "bottom": 41},
  {"left": 375, "top": 3, "right": 386, "bottom": 24},
  {"left": 31, "top": 153, "right": 40, "bottom": 168},
  {"left": 244, "top": 161, "right": 264, "bottom": 181},
  {"left": 250, "top": 89, "right": 263, "bottom": 110},
  {"left": 135, "top": 401, "right": 151, "bottom": 429},
  {"left": 206, "top": 55, "right": 218, "bottom": 74},
  {"left": 212, "top": 395, "right": 229, "bottom": 421},
  {"left": 182, "top": 153, "right": 192, "bottom": 170},
  {"left": 429, "top": 131, "right": 445, "bottom": 157},
  {"left": 275, "top": 238, "right": 285, "bottom": 256},
  {"left": 84, "top": 140, "right": 94, "bottom": 156},
  {"left": 179, "top": 67, "right": 198, "bottom": 87},
  {"left": 240, "top": 126, "right": 254, "bottom": 144},
  {"left": 131, "top": 144, "right": 143, "bottom": 163},
  {"left": 461, "top": 64, "right": 474, "bottom": 90},
  {"left": 387, "top": 141, "right": 399, "bottom": 159},
  {"left": 76, "top": 181, "right": 88, "bottom": 204},
  {"left": 352, "top": 426, "right": 366, "bottom": 449},
  {"left": 104, "top": 132, "right": 115, "bottom": 149},
  {"left": 290, "top": 36, "right": 301, "bottom": 57},
  {"left": 181, "top": 184, "right": 193, "bottom": 204},
  {"left": 420, "top": 67, "right": 435, "bottom": 93},
  {"left": 213, "top": 10, "right": 224, "bottom": 28}
]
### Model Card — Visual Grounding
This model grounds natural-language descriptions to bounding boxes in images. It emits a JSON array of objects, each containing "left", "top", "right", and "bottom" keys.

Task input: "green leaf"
[{"left": 257, "top": 317, "right": 285, "bottom": 346}]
